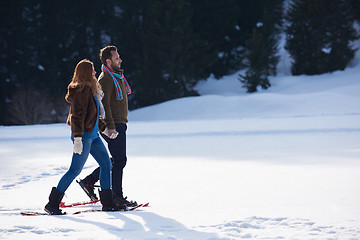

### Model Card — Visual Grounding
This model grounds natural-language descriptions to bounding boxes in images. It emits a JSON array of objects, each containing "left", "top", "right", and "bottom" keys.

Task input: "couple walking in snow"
[{"left": 45, "top": 46, "right": 136, "bottom": 215}]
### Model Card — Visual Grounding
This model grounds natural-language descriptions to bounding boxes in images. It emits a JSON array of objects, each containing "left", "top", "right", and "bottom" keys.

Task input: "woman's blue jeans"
[{"left": 56, "top": 136, "right": 111, "bottom": 193}]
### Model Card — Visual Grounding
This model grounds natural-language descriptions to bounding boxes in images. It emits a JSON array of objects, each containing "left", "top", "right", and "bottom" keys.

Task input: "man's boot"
[
  {"left": 114, "top": 193, "right": 138, "bottom": 208},
  {"left": 77, "top": 178, "right": 98, "bottom": 201},
  {"left": 99, "top": 189, "right": 127, "bottom": 211}
]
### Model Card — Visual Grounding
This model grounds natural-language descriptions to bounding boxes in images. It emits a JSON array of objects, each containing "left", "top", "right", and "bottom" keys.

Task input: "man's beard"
[{"left": 110, "top": 61, "right": 121, "bottom": 72}]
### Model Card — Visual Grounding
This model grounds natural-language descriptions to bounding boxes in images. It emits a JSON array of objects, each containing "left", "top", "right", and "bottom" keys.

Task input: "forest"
[{"left": 0, "top": 0, "right": 359, "bottom": 125}]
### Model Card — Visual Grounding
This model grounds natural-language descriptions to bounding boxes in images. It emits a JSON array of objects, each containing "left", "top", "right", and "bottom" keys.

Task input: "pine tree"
[
  {"left": 239, "top": 0, "right": 283, "bottom": 93},
  {"left": 131, "top": 0, "right": 209, "bottom": 108},
  {"left": 0, "top": 0, "right": 52, "bottom": 124},
  {"left": 348, "top": 0, "right": 360, "bottom": 22},
  {"left": 0, "top": 0, "right": 117, "bottom": 124},
  {"left": 240, "top": 27, "right": 278, "bottom": 92},
  {"left": 0, "top": 0, "right": 20, "bottom": 124},
  {"left": 285, "top": 0, "right": 358, "bottom": 75},
  {"left": 324, "top": 0, "right": 359, "bottom": 72},
  {"left": 192, "top": 0, "right": 245, "bottom": 77}
]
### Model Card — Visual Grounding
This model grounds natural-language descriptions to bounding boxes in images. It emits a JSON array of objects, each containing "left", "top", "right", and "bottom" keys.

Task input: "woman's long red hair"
[{"left": 68, "top": 59, "right": 98, "bottom": 95}]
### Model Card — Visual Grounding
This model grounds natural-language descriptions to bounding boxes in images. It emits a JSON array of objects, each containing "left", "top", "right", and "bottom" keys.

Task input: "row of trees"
[
  {"left": 241, "top": 0, "right": 358, "bottom": 92},
  {"left": 0, "top": 0, "right": 359, "bottom": 125}
]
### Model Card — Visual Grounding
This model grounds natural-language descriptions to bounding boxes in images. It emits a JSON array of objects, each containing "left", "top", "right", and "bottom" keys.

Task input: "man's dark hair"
[{"left": 99, "top": 45, "right": 118, "bottom": 65}]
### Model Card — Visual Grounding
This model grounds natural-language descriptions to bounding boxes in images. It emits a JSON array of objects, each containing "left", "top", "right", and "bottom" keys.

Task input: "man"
[{"left": 78, "top": 46, "right": 136, "bottom": 207}]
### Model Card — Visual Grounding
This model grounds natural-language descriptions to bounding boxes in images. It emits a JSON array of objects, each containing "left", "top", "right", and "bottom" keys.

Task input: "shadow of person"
[
  {"left": 60, "top": 210, "right": 223, "bottom": 239},
  {"left": 124, "top": 211, "right": 223, "bottom": 239}
]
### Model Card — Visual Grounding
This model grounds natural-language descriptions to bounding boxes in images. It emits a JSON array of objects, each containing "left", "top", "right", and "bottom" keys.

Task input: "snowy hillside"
[{"left": 1, "top": 56, "right": 360, "bottom": 239}]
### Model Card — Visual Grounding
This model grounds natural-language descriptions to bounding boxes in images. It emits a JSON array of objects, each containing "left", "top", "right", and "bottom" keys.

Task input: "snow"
[{"left": 1, "top": 58, "right": 360, "bottom": 239}]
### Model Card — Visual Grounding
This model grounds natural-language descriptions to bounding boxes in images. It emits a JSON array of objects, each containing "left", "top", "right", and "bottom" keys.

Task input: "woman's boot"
[
  {"left": 44, "top": 187, "right": 65, "bottom": 215},
  {"left": 99, "top": 189, "right": 127, "bottom": 211}
]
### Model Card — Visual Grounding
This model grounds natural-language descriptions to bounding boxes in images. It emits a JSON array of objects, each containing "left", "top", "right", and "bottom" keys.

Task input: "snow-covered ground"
[{"left": 1, "top": 57, "right": 360, "bottom": 239}]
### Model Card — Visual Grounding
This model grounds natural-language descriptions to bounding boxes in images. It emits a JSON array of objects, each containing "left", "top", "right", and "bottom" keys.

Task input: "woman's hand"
[{"left": 73, "top": 137, "right": 83, "bottom": 154}]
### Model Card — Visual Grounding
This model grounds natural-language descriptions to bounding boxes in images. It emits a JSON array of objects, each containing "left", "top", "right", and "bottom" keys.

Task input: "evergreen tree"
[
  {"left": 348, "top": 0, "right": 360, "bottom": 22},
  {"left": 239, "top": 0, "right": 283, "bottom": 93},
  {"left": 109, "top": 0, "right": 149, "bottom": 110},
  {"left": 191, "top": 0, "right": 245, "bottom": 77},
  {"left": 0, "top": 0, "right": 118, "bottom": 124},
  {"left": 36, "top": 0, "right": 116, "bottom": 122},
  {"left": 285, "top": 0, "right": 358, "bottom": 75},
  {"left": 0, "top": 1, "right": 18, "bottom": 124},
  {"left": 131, "top": 0, "right": 209, "bottom": 108},
  {"left": 0, "top": 0, "right": 49, "bottom": 124},
  {"left": 324, "top": 0, "right": 359, "bottom": 72}
]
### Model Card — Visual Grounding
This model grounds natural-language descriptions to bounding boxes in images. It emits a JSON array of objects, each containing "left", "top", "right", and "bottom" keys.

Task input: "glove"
[
  {"left": 102, "top": 128, "right": 119, "bottom": 139},
  {"left": 73, "top": 137, "right": 83, "bottom": 154}
]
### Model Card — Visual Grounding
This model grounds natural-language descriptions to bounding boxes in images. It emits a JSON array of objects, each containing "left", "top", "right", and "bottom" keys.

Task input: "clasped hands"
[{"left": 73, "top": 128, "right": 118, "bottom": 154}]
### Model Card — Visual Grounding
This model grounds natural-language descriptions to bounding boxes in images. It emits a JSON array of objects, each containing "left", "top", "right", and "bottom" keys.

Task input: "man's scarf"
[{"left": 101, "top": 64, "right": 131, "bottom": 100}]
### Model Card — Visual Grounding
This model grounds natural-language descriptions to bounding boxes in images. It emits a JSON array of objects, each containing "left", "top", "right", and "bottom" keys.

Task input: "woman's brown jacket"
[{"left": 65, "top": 85, "right": 106, "bottom": 137}]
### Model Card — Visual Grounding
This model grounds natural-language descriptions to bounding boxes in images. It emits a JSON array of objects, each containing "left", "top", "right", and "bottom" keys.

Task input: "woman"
[{"left": 44, "top": 59, "right": 125, "bottom": 215}]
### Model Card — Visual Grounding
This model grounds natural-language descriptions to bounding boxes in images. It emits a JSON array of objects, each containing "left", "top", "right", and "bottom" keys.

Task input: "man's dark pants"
[{"left": 85, "top": 123, "right": 127, "bottom": 197}]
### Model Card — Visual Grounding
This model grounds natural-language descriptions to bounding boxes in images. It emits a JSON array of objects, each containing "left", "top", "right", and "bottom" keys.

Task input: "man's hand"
[{"left": 103, "top": 128, "right": 119, "bottom": 139}]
